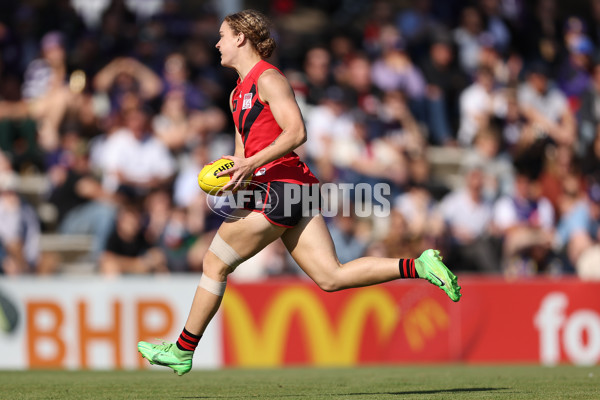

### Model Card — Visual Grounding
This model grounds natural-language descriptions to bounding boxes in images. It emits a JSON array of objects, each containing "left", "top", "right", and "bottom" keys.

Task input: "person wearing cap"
[{"left": 557, "top": 35, "right": 594, "bottom": 101}]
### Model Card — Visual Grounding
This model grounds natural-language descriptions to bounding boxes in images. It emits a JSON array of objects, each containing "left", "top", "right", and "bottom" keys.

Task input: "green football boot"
[
  {"left": 137, "top": 341, "right": 193, "bottom": 376},
  {"left": 416, "top": 249, "right": 462, "bottom": 302}
]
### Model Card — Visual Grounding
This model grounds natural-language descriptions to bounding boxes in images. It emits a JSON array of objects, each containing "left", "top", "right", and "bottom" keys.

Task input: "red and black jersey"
[{"left": 232, "top": 60, "right": 318, "bottom": 185}]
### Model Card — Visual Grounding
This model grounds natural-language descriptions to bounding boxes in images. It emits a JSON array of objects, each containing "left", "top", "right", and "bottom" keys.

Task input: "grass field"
[{"left": 0, "top": 365, "right": 598, "bottom": 399}]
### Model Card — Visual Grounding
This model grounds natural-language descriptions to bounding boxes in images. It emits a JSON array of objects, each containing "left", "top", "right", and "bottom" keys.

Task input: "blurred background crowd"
[{"left": 2, "top": 0, "right": 600, "bottom": 280}]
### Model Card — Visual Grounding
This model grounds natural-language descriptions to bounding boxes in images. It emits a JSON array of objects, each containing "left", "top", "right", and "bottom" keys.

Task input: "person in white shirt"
[
  {"left": 458, "top": 66, "right": 506, "bottom": 146},
  {"left": 438, "top": 160, "right": 499, "bottom": 273},
  {"left": 101, "top": 107, "right": 176, "bottom": 198}
]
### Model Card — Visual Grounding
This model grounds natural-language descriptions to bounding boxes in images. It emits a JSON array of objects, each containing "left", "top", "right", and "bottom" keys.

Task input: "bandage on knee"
[
  {"left": 199, "top": 274, "right": 227, "bottom": 296},
  {"left": 208, "top": 232, "right": 244, "bottom": 269}
]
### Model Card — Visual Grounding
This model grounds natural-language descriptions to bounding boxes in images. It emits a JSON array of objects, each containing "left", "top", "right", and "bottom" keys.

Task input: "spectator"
[
  {"left": 577, "top": 57, "right": 600, "bottom": 153},
  {"left": 301, "top": 46, "right": 333, "bottom": 107},
  {"left": 377, "top": 89, "right": 425, "bottom": 158},
  {"left": 370, "top": 25, "right": 426, "bottom": 111},
  {"left": 331, "top": 110, "right": 410, "bottom": 192},
  {"left": 588, "top": 0, "right": 600, "bottom": 47},
  {"left": 46, "top": 131, "right": 116, "bottom": 262},
  {"left": 305, "top": 86, "right": 356, "bottom": 182},
  {"left": 93, "top": 56, "right": 163, "bottom": 113},
  {"left": 463, "top": 127, "right": 514, "bottom": 201},
  {"left": 362, "top": 1, "right": 396, "bottom": 56},
  {"left": 420, "top": 34, "right": 469, "bottom": 144},
  {"left": 337, "top": 53, "right": 381, "bottom": 117},
  {"left": 553, "top": 171, "right": 589, "bottom": 272},
  {"left": 21, "top": 31, "right": 73, "bottom": 154},
  {"left": 517, "top": 62, "right": 576, "bottom": 146},
  {"left": 492, "top": 165, "right": 555, "bottom": 276},
  {"left": 327, "top": 211, "right": 369, "bottom": 264},
  {"left": 152, "top": 89, "right": 192, "bottom": 152},
  {"left": 477, "top": 33, "right": 511, "bottom": 85},
  {"left": 458, "top": 66, "right": 507, "bottom": 146},
  {"left": 395, "top": 0, "right": 440, "bottom": 58},
  {"left": 454, "top": 6, "right": 487, "bottom": 75},
  {"left": 173, "top": 144, "right": 209, "bottom": 208},
  {"left": 95, "top": 0, "right": 138, "bottom": 61},
  {"left": 582, "top": 124, "right": 600, "bottom": 183},
  {"left": 438, "top": 159, "right": 500, "bottom": 273},
  {"left": 157, "top": 53, "right": 227, "bottom": 152},
  {"left": 158, "top": 206, "right": 212, "bottom": 273},
  {"left": 367, "top": 209, "right": 415, "bottom": 259},
  {"left": 520, "top": 0, "right": 562, "bottom": 65},
  {"left": 394, "top": 154, "right": 444, "bottom": 251},
  {"left": 100, "top": 107, "right": 176, "bottom": 199},
  {"left": 539, "top": 143, "right": 580, "bottom": 215},
  {"left": 142, "top": 188, "right": 208, "bottom": 272},
  {"left": 495, "top": 87, "right": 530, "bottom": 156},
  {"left": 556, "top": 35, "right": 594, "bottom": 106},
  {"left": 0, "top": 172, "right": 40, "bottom": 274},
  {"left": 100, "top": 205, "right": 167, "bottom": 276},
  {"left": 570, "top": 181, "right": 600, "bottom": 280},
  {"left": 478, "top": 0, "right": 512, "bottom": 55},
  {"left": 161, "top": 52, "right": 209, "bottom": 111}
]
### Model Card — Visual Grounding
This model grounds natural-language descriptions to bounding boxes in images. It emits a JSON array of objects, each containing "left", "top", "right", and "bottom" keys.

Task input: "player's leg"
[
  {"left": 181, "top": 210, "right": 286, "bottom": 336},
  {"left": 138, "top": 209, "right": 286, "bottom": 375},
  {"left": 281, "top": 214, "right": 461, "bottom": 300}
]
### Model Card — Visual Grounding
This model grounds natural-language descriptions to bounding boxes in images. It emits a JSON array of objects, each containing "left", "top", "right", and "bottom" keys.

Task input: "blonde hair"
[{"left": 225, "top": 9, "right": 276, "bottom": 59}]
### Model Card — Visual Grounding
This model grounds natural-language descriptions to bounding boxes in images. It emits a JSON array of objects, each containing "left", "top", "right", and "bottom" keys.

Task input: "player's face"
[{"left": 216, "top": 21, "right": 239, "bottom": 68}]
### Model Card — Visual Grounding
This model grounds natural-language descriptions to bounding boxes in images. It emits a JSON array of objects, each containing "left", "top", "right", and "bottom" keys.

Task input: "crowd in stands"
[{"left": 2, "top": 0, "right": 600, "bottom": 280}]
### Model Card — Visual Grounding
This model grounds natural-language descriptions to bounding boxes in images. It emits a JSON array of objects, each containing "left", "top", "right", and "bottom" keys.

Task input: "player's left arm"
[{"left": 221, "top": 69, "right": 306, "bottom": 190}]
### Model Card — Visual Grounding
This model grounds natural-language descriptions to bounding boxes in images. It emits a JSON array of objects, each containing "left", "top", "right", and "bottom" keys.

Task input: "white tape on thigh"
[
  {"left": 199, "top": 274, "right": 227, "bottom": 296},
  {"left": 208, "top": 232, "right": 244, "bottom": 269}
]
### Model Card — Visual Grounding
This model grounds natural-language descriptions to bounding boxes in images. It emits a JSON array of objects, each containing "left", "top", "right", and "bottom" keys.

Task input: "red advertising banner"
[{"left": 221, "top": 277, "right": 600, "bottom": 367}]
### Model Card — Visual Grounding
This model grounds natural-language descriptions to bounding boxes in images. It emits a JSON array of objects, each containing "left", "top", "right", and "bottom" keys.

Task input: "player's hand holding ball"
[{"left": 197, "top": 156, "right": 253, "bottom": 195}]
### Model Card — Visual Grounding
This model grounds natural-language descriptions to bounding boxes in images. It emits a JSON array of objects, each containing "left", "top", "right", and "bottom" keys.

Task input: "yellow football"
[{"left": 197, "top": 158, "right": 250, "bottom": 195}]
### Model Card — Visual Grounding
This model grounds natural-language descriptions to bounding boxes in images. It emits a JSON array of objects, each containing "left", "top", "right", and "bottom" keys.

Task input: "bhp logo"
[{"left": 534, "top": 292, "right": 600, "bottom": 366}]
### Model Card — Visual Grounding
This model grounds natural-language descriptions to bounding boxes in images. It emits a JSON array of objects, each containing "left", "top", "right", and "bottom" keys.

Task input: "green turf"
[{"left": 0, "top": 365, "right": 598, "bottom": 399}]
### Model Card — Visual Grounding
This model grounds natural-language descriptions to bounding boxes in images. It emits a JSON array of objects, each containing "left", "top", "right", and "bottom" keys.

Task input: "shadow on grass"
[
  {"left": 347, "top": 387, "right": 510, "bottom": 396},
  {"left": 181, "top": 386, "right": 510, "bottom": 398}
]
